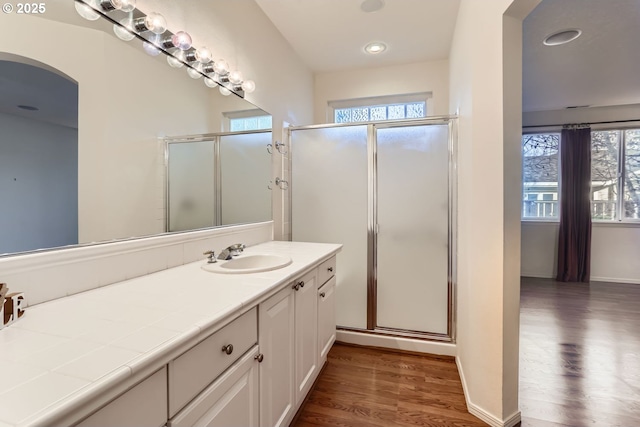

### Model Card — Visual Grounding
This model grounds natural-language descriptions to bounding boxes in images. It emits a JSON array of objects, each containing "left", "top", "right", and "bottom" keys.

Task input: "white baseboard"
[
  {"left": 522, "top": 273, "right": 640, "bottom": 285},
  {"left": 335, "top": 330, "right": 456, "bottom": 357},
  {"left": 520, "top": 272, "right": 553, "bottom": 279},
  {"left": 456, "top": 358, "right": 521, "bottom": 427},
  {"left": 590, "top": 276, "right": 640, "bottom": 285}
]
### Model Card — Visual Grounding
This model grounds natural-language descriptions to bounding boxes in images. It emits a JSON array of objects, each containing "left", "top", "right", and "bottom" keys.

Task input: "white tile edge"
[{"left": 0, "top": 222, "right": 273, "bottom": 274}]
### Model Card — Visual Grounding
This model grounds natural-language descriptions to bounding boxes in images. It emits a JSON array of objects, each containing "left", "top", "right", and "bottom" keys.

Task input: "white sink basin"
[{"left": 201, "top": 254, "right": 293, "bottom": 274}]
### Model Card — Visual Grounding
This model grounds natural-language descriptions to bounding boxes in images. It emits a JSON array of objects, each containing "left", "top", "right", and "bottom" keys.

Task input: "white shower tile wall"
[{"left": 0, "top": 222, "right": 273, "bottom": 308}]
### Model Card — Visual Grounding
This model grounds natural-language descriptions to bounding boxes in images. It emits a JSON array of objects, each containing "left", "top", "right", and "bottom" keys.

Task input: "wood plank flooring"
[
  {"left": 293, "top": 277, "right": 640, "bottom": 427},
  {"left": 291, "top": 343, "right": 487, "bottom": 427},
  {"left": 520, "top": 277, "right": 640, "bottom": 427}
]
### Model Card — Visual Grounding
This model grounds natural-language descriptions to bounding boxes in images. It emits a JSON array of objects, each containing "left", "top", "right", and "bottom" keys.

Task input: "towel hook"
[{"left": 275, "top": 141, "right": 288, "bottom": 155}]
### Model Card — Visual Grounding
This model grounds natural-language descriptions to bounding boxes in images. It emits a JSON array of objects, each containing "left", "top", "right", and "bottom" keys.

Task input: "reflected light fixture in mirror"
[{"left": 74, "top": 0, "right": 255, "bottom": 97}]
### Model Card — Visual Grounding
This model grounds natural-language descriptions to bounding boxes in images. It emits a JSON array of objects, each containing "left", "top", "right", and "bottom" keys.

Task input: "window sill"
[{"left": 592, "top": 221, "right": 640, "bottom": 228}]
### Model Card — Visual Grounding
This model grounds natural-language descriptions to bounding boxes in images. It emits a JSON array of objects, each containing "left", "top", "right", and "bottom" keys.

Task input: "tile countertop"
[{"left": 0, "top": 241, "right": 342, "bottom": 427}]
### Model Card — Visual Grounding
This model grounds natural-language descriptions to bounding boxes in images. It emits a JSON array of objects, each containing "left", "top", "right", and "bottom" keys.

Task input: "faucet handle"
[
  {"left": 229, "top": 243, "right": 245, "bottom": 256},
  {"left": 203, "top": 250, "right": 217, "bottom": 263}
]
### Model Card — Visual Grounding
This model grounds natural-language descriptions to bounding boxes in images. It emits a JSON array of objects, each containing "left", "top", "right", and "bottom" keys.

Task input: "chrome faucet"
[{"left": 218, "top": 243, "right": 245, "bottom": 260}]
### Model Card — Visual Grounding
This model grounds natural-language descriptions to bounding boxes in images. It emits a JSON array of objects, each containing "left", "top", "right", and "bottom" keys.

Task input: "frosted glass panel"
[
  {"left": 291, "top": 126, "right": 368, "bottom": 329},
  {"left": 168, "top": 141, "right": 215, "bottom": 232},
  {"left": 220, "top": 132, "right": 272, "bottom": 225},
  {"left": 376, "top": 124, "right": 449, "bottom": 334}
]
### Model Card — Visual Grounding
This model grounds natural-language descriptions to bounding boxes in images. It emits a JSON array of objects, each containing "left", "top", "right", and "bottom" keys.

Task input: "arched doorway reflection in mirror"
[{"left": 0, "top": 54, "right": 79, "bottom": 255}]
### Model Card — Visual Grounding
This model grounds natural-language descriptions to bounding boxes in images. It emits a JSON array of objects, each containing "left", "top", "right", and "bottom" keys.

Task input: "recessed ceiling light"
[
  {"left": 543, "top": 29, "right": 582, "bottom": 46},
  {"left": 364, "top": 42, "right": 387, "bottom": 55},
  {"left": 360, "top": 0, "right": 385, "bottom": 13},
  {"left": 17, "top": 105, "right": 39, "bottom": 111}
]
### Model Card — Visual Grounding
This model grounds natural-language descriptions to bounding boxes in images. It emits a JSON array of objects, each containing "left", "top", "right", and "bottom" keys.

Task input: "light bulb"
[
  {"left": 187, "top": 68, "right": 202, "bottom": 79},
  {"left": 167, "top": 56, "right": 184, "bottom": 68},
  {"left": 134, "top": 12, "right": 166, "bottom": 34},
  {"left": 75, "top": 1, "right": 100, "bottom": 20},
  {"left": 194, "top": 47, "right": 213, "bottom": 64},
  {"left": 228, "top": 70, "right": 243, "bottom": 85},
  {"left": 204, "top": 77, "right": 217, "bottom": 88},
  {"left": 119, "top": 0, "right": 135, "bottom": 12},
  {"left": 213, "top": 59, "right": 229, "bottom": 76},
  {"left": 219, "top": 86, "right": 231, "bottom": 96},
  {"left": 171, "top": 31, "right": 192, "bottom": 50},
  {"left": 99, "top": 0, "right": 133, "bottom": 11},
  {"left": 241, "top": 80, "right": 255, "bottom": 93},
  {"left": 113, "top": 18, "right": 135, "bottom": 41},
  {"left": 142, "top": 42, "right": 160, "bottom": 56}
]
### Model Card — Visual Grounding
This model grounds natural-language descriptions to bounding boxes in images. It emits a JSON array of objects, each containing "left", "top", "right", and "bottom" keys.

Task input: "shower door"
[
  {"left": 219, "top": 132, "right": 272, "bottom": 225},
  {"left": 375, "top": 123, "right": 450, "bottom": 336},
  {"left": 167, "top": 140, "right": 216, "bottom": 232},
  {"left": 290, "top": 119, "right": 454, "bottom": 340},
  {"left": 290, "top": 125, "right": 369, "bottom": 329}
]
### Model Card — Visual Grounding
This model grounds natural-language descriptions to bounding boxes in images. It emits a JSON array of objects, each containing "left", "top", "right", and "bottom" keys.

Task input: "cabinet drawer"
[
  {"left": 317, "top": 256, "right": 336, "bottom": 287},
  {"left": 168, "top": 346, "right": 259, "bottom": 427},
  {"left": 76, "top": 367, "right": 167, "bottom": 427},
  {"left": 168, "top": 307, "right": 257, "bottom": 417}
]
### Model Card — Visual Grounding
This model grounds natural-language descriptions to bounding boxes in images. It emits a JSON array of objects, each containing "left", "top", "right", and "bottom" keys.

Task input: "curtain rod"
[{"left": 523, "top": 118, "right": 640, "bottom": 129}]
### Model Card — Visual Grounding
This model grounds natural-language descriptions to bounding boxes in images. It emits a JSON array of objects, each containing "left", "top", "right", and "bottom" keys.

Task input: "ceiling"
[
  {"left": 253, "top": 0, "right": 461, "bottom": 73},
  {"left": 0, "top": 60, "right": 78, "bottom": 129},
  {"left": 256, "top": 0, "right": 640, "bottom": 113},
  {"left": 2, "top": 0, "right": 638, "bottom": 128},
  {"left": 523, "top": 0, "right": 640, "bottom": 112}
]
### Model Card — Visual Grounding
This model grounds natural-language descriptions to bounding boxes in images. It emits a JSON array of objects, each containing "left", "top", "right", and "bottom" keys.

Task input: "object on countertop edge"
[{"left": 0, "top": 283, "right": 26, "bottom": 329}]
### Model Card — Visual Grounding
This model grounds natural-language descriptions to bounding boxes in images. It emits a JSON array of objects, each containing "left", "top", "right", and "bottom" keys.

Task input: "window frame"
[
  {"left": 521, "top": 131, "right": 562, "bottom": 222},
  {"left": 222, "top": 109, "right": 272, "bottom": 132},
  {"left": 521, "top": 125, "right": 640, "bottom": 225},
  {"left": 327, "top": 92, "right": 432, "bottom": 124}
]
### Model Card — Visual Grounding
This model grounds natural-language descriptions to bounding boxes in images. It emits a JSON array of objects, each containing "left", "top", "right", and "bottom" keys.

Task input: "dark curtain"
[{"left": 557, "top": 127, "right": 592, "bottom": 282}]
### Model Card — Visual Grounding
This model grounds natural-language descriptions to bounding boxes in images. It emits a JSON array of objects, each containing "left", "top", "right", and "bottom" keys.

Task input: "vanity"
[{"left": 0, "top": 241, "right": 341, "bottom": 427}]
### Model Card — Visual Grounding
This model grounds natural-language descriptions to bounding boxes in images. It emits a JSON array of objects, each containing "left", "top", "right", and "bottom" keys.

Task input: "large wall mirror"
[{"left": 0, "top": 1, "right": 272, "bottom": 257}]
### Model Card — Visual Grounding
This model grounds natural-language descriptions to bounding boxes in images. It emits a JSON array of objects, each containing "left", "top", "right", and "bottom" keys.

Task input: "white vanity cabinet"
[
  {"left": 168, "top": 308, "right": 258, "bottom": 417},
  {"left": 167, "top": 346, "right": 260, "bottom": 427},
  {"left": 293, "top": 268, "right": 319, "bottom": 404},
  {"left": 317, "top": 257, "right": 337, "bottom": 363},
  {"left": 34, "top": 248, "right": 340, "bottom": 427},
  {"left": 258, "top": 286, "right": 295, "bottom": 427},
  {"left": 75, "top": 367, "right": 168, "bottom": 427},
  {"left": 318, "top": 276, "right": 336, "bottom": 361}
]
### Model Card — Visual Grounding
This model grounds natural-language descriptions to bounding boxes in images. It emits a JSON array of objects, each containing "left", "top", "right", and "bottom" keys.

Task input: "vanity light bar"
[{"left": 74, "top": 0, "right": 255, "bottom": 97}]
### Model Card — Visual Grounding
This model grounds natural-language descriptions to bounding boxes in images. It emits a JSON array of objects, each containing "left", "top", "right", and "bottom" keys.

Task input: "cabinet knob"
[
  {"left": 319, "top": 292, "right": 326, "bottom": 298},
  {"left": 254, "top": 353, "right": 264, "bottom": 363},
  {"left": 292, "top": 283, "right": 300, "bottom": 291},
  {"left": 298, "top": 281, "right": 305, "bottom": 288},
  {"left": 221, "top": 344, "right": 234, "bottom": 355},
  {"left": 328, "top": 267, "right": 334, "bottom": 272}
]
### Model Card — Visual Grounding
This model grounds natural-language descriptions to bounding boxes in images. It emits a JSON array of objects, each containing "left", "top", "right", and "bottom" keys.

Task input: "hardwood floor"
[
  {"left": 520, "top": 277, "right": 640, "bottom": 427},
  {"left": 291, "top": 343, "right": 487, "bottom": 427},
  {"left": 293, "top": 277, "right": 640, "bottom": 427}
]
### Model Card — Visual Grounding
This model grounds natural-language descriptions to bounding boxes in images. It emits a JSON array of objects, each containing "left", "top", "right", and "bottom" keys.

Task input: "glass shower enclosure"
[
  {"left": 165, "top": 130, "right": 272, "bottom": 231},
  {"left": 289, "top": 118, "right": 456, "bottom": 340}
]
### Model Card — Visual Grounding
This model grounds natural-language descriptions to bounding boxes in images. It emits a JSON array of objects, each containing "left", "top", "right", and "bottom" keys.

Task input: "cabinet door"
[
  {"left": 293, "top": 269, "right": 318, "bottom": 404},
  {"left": 318, "top": 276, "right": 336, "bottom": 362},
  {"left": 259, "top": 287, "right": 295, "bottom": 427},
  {"left": 168, "top": 347, "right": 259, "bottom": 427}
]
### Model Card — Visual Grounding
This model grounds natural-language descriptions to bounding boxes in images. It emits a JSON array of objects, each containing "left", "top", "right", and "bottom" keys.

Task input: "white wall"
[
  {"left": 522, "top": 222, "right": 640, "bottom": 283},
  {"left": 522, "top": 105, "right": 640, "bottom": 284},
  {"left": 449, "top": 0, "right": 537, "bottom": 425},
  {"left": 0, "top": 112, "right": 78, "bottom": 254},
  {"left": 314, "top": 59, "right": 449, "bottom": 124}
]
